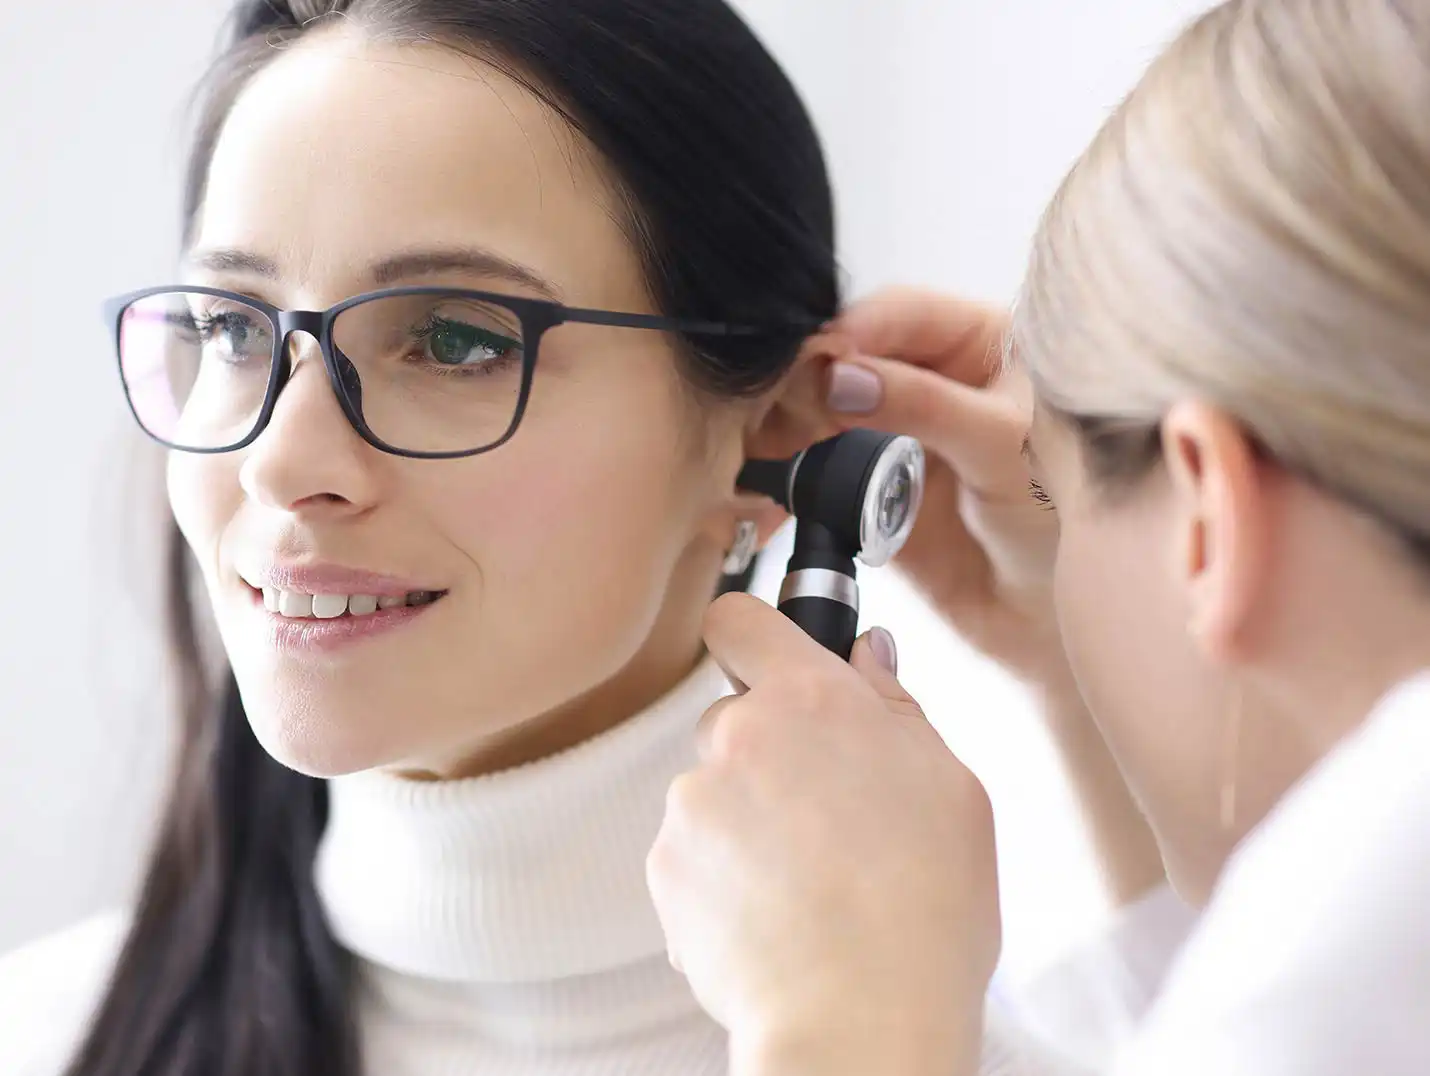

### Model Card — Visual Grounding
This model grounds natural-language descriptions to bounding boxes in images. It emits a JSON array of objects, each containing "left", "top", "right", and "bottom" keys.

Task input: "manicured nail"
[
  {"left": 868, "top": 626, "right": 898, "bottom": 675},
  {"left": 826, "top": 362, "right": 883, "bottom": 414}
]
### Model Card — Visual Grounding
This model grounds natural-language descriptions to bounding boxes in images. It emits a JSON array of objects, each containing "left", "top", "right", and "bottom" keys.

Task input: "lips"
[
  {"left": 236, "top": 563, "right": 449, "bottom": 621},
  {"left": 231, "top": 561, "right": 451, "bottom": 655}
]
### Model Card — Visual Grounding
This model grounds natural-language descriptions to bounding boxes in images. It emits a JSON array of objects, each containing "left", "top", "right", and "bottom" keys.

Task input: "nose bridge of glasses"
[
  {"left": 274, "top": 308, "right": 364, "bottom": 418},
  {"left": 276, "top": 309, "right": 325, "bottom": 352},
  {"left": 275, "top": 309, "right": 333, "bottom": 381}
]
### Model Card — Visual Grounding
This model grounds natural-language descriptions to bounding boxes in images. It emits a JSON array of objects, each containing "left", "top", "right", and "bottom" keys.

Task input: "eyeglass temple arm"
[{"left": 556, "top": 306, "right": 823, "bottom": 338}]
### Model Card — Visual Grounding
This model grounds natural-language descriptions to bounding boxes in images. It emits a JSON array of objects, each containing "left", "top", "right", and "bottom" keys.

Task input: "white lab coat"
[{"left": 987, "top": 672, "right": 1430, "bottom": 1075}]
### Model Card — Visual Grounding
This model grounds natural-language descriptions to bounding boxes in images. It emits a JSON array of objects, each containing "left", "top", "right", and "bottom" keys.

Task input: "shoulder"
[
  {"left": 1004, "top": 885, "right": 1198, "bottom": 1071},
  {"left": 0, "top": 911, "right": 130, "bottom": 1076}
]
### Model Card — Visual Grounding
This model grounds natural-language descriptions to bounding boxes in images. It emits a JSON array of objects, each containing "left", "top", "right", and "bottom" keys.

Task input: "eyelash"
[{"left": 1028, "top": 479, "right": 1056, "bottom": 510}]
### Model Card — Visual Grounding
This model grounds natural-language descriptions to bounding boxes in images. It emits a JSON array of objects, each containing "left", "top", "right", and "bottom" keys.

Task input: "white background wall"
[{"left": 0, "top": 0, "right": 1214, "bottom": 985}]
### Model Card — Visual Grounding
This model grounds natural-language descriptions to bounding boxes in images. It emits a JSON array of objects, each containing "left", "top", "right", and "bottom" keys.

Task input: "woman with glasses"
[
  {"left": 8, "top": 1, "right": 840, "bottom": 1073},
  {"left": 0, "top": 2, "right": 1181, "bottom": 1075}
]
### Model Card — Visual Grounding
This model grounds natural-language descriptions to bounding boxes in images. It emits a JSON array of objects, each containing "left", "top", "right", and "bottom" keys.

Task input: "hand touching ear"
[{"left": 746, "top": 292, "right": 1069, "bottom": 692}]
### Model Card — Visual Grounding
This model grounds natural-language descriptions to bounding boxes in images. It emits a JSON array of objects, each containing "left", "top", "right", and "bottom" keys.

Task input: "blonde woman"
[{"left": 647, "top": 1, "right": 1430, "bottom": 1073}]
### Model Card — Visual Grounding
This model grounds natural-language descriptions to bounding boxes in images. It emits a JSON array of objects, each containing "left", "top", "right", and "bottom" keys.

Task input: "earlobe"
[{"left": 1162, "top": 402, "right": 1270, "bottom": 662}]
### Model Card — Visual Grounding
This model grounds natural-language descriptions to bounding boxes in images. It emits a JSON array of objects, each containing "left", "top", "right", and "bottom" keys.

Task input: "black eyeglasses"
[{"left": 103, "top": 284, "right": 816, "bottom": 459}]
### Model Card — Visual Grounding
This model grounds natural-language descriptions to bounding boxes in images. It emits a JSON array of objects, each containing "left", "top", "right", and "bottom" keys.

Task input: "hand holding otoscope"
[
  {"left": 654, "top": 301, "right": 1063, "bottom": 1076},
  {"left": 737, "top": 429, "right": 925, "bottom": 660}
]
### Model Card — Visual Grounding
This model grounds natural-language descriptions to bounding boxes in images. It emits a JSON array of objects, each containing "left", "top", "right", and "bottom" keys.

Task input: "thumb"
[{"left": 849, "top": 628, "right": 922, "bottom": 713}]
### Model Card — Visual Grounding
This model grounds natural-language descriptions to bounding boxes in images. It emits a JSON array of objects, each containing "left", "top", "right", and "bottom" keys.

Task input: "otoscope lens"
[{"left": 878, "top": 463, "right": 912, "bottom": 536}]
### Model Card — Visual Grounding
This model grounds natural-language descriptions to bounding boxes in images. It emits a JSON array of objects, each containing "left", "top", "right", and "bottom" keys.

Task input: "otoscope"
[{"left": 736, "top": 429, "right": 926, "bottom": 661}]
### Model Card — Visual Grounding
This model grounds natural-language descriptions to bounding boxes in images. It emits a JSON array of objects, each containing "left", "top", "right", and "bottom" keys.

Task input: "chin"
[
  {"left": 249, "top": 715, "right": 388, "bottom": 778},
  {"left": 1163, "top": 863, "right": 1207, "bottom": 908},
  {"left": 236, "top": 682, "right": 411, "bottom": 778},
  {"left": 1160, "top": 834, "right": 1232, "bottom": 910}
]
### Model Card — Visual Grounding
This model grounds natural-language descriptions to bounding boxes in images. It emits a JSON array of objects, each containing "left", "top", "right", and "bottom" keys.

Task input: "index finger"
[
  {"left": 702, "top": 591, "right": 852, "bottom": 693},
  {"left": 832, "top": 286, "right": 1008, "bottom": 386}
]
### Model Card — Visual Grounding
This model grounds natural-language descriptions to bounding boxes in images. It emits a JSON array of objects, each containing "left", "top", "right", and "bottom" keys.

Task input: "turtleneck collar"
[{"left": 314, "top": 656, "right": 731, "bottom": 985}]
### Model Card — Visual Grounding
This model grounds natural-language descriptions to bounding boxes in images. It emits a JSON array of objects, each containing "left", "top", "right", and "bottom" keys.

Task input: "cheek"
[
  {"left": 166, "top": 452, "right": 240, "bottom": 573},
  {"left": 457, "top": 372, "right": 701, "bottom": 557},
  {"left": 417, "top": 363, "right": 716, "bottom": 661},
  {"left": 1053, "top": 513, "right": 1146, "bottom": 730}
]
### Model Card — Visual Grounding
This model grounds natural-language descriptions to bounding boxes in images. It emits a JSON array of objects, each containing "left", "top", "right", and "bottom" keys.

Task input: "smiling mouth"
[{"left": 248, "top": 585, "right": 448, "bottom": 620}]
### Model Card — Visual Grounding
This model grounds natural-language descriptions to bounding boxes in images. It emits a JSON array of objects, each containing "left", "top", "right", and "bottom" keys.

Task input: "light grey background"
[{"left": 0, "top": 0, "right": 1214, "bottom": 984}]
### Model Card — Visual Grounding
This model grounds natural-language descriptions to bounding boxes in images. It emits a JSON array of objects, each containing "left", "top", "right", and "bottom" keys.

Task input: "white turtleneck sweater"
[
  {"left": 314, "top": 656, "right": 734, "bottom": 1076},
  {"left": 0, "top": 657, "right": 1190, "bottom": 1076}
]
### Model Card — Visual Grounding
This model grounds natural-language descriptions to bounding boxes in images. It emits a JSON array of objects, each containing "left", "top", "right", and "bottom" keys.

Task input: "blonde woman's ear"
[{"left": 1162, "top": 401, "right": 1271, "bottom": 664}]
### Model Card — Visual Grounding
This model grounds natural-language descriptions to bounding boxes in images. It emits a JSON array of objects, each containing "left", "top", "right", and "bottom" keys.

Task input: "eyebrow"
[{"left": 186, "top": 245, "right": 562, "bottom": 302}]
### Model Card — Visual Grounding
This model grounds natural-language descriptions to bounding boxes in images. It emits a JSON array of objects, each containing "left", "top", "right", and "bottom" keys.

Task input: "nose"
[{"left": 238, "top": 331, "right": 382, "bottom": 518}]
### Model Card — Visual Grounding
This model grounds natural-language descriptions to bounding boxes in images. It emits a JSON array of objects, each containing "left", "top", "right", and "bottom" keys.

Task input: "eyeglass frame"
[{"left": 102, "top": 283, "right": 820, "bottom": 460}]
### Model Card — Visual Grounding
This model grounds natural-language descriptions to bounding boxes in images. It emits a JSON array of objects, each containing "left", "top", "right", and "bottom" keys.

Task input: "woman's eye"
[
  {"left": 211, "top": 315, "right": 254, "bottom": 352},
  {"left": 188, "top": 310, "right": 267, "bottom": 362},
  {"left": 422, "top": 319, "right": 521, "bottom": 368}
]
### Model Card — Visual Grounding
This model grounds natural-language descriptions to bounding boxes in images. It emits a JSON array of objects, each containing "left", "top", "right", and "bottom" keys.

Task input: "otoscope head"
[{"left": 736, "top": 429, "right": 925, "bottom": 567}]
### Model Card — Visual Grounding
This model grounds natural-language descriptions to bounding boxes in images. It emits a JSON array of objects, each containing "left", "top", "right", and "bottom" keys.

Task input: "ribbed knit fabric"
[{"left": 313, "top": 656, "right": 733, "bottom": 1076}]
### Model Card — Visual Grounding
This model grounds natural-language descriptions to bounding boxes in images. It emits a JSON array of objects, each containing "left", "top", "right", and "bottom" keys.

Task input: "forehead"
[{"left": 195, "top": 33, "right": 645, "bottom": 307}]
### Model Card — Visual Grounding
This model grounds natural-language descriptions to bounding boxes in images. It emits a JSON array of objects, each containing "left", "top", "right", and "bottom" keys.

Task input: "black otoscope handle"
[
  {"left": 777, "top": 521, "right": 860, "bottom": 661},
  {"left": 778, "top": 593, "right": 859, "bottom": 661}
]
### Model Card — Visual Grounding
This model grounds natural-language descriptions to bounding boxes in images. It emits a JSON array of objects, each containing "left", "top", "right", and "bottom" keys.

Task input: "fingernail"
[
  {"left": 868, "top": 627, "right": 898, "bottom": 675},
  {"left": 826, "top": 362, "right": 883, "bottom": 414}
]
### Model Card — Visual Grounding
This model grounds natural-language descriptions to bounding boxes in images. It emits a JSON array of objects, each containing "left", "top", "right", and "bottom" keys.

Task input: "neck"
[
  {"left": 1226, "top": 564, "right": 1430, "bottom": 879},
  {"left": 1266, "top": 584, "right": 1430, "bottom": 760},
  {"left": 399, "top": 544, "right": 725, "bottom": 781}
]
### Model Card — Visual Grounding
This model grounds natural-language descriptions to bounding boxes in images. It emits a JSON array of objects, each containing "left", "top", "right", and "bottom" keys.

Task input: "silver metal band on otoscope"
[{"left": 778, "top": 568, "right": 860, "bottom": 611}]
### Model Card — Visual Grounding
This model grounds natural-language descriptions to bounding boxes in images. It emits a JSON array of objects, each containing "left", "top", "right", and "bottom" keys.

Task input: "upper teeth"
[{"left": 262, "top": 588, "right": 437, "bottom": 619}]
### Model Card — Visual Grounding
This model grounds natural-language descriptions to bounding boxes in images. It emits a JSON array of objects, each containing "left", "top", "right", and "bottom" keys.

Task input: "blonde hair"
[{"left": 1011, "top": 0, "right": 1430, "bottom": 564}]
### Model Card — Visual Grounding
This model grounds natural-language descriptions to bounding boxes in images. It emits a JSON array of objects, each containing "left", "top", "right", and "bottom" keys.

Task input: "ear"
[
  {"left": 722, "top": 334, "right": 852, "bottom": 548},
  {"left": 1161, "top": 400, "right": 1273, "bottom": 661},
  {"left": 744, "top": 331, "right": 849, "bottom": 463}
]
